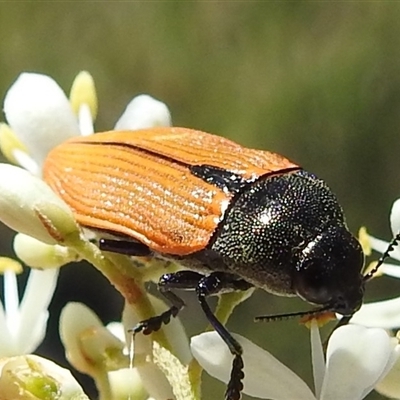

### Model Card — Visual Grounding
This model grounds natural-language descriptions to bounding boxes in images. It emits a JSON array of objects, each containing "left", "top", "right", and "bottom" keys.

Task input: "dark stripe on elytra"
[{"left": 78, "top": 140, "right": 253, "bottom": 194}]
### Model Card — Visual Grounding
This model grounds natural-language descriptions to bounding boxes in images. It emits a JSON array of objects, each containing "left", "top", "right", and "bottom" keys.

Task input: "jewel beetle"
[{"left": 43, "top": 127, "right": 364, "bottom": 400}]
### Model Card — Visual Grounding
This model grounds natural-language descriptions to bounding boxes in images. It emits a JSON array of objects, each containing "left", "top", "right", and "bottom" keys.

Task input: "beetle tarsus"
[
  {"left": 225, "top": 354, "right": 244, "bottom": 400},
  {"left": 193, "top": 273, "right": 247, "bottom": 400},
  {"left": 133, "top": 305, "right": 181, "bottom": 335}
]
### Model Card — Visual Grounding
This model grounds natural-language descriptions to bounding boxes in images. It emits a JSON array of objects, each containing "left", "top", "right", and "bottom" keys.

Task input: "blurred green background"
[{"left": 1, "top": 3, "right": 400, "bottom": 399}]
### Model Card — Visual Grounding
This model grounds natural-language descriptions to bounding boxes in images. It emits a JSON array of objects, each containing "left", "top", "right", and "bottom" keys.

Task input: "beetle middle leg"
[{"left": 134, "top": 270, "right": 253, "bottom": 400}]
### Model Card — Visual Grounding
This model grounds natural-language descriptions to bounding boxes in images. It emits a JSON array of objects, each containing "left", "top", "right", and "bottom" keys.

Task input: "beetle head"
[{"left": 293, "top": 226, "right": 364, "bottom": 316}]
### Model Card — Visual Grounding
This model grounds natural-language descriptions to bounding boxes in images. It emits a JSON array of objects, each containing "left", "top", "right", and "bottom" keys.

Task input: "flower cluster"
[
  {"left": 0, "top": 72, "right": 191, "bottom": 400},
  {"left": 0, "top": 71, "right": 400, "bottom": 400}
]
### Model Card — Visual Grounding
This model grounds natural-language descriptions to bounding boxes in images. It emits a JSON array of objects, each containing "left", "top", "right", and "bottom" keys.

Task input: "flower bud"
[
  {"left": 114, "top": 95, "right": 172, "bottom": 130},
  {"left": 13, "top": 233, "right": 80, "bottom": 269},
  {"left": 0, "top": 164, "right": 79, "bottom": 244},
  {"left": 60, "top": 302, "right": 127, "bottom": 375}
]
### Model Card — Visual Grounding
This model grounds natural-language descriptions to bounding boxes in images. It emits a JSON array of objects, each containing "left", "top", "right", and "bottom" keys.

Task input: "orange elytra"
[{"left": 43, "top": 127, "right": 298, "bottom": 255}]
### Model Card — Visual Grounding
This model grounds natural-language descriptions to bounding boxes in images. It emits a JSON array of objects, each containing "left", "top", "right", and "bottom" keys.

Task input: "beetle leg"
[
  {"left": 133, "top": 270, "right": 252, "bottom": 400},
  {"left": 196, "top": 273, "right": 251, "bottom": 400},
  {"left": 99, "top": 238, "right": 152, "bottom": 256},
  {"left": 132, "top": 271, "right": 204, "bottom": 335}
]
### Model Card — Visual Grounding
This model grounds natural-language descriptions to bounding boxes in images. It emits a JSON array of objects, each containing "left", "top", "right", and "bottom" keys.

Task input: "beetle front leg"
[{"left": 132, "top": 270, "right": 204, "bottom": 335}]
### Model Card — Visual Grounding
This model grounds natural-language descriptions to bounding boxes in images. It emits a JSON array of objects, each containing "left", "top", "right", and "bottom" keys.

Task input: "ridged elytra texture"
[{"left": 43, "top": 127, "right": 298, "bottom": 255}]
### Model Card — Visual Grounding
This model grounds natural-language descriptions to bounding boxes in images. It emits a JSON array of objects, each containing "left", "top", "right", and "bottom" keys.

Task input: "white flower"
[
  {"left": 0, "top": 71, "right": 173, "bottom": 256},
  {"left": 0, "top": 354, "right": 89, "bottom": 400},
  {"left": 3, "top": 73, "right": 81, "bottom": 174},
  {"left": 115, "top": 94, "right": 172, "bottom": 130},
  {"left": 0, "top": 71, "right": 178, "bottom": 399},
  {"left": 0, "top": 163, "right": 79, "bottom": 244},
  {"left": 0, "top": 71, "right": 172, "bottom": 251},
  {"left": 59, "top": 298, "right": 192, "bottom": 400},
  {"left": 350, "top": 198, "right": 400, "bottom": 399},
  {"left": 0, "top": 258, "right": 58, "bottom": 356},
  {"left": 191, "top": 323, "right": 400, "bottom": 400},
  {"left": 351, "top": 198, "right": 400, "bottom": 328},
  {"left": 1, "top": 71, "right": 172, "bottom": 177},
  {"left": 364, "top": 198, "right": 400, "bottom": 265}
]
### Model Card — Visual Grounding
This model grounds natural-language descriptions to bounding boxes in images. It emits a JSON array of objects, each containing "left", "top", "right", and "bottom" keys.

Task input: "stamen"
[{"left": 77, "top": 103, "right": 94, "bottom": 136}]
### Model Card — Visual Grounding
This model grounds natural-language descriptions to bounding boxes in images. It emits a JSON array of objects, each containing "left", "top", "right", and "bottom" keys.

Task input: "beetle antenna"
[
  {"left": 363, "top": 231, "right": 400, "bottom": 282},
  {"left": 254, "top": 304, "right": 332, "bottom": 323}
]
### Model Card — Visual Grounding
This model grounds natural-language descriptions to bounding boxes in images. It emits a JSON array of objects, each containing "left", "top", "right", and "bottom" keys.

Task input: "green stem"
[{"left": 66, "top": 234, "right": 173, "bottom": 351}]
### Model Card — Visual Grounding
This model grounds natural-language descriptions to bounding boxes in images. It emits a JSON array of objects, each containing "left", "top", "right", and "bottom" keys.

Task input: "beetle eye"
[{"left": 294, "top": 260, "right": 332, "bottom": 305}]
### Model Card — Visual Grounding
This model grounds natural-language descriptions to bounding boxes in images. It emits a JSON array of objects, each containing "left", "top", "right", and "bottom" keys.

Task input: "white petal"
[
  {"left": 3, "top": 270, "right": 19, "bottom": 336},
  {"left": 377, "top": 342, "right": 400, "bottom": 386},
  {"left": 368, "top": 236, "right": 391, "bottom": 254},
  {"left": 380, "top": 263, "right": 400, "bottom": 279},
  {"left": 0, "top": 302, "right": 13, "bottom": 356},
  {"left": 16, "top": 268, "right": 58, "bottom": 353},
  {"left": 106, "top": 322, "right": 126, "bottom": 343},
  {"left": 60, "top": 302, "right": 110, "bottom": 372},
  {"left": 0, "top": 164, "right": 78, "bottom": 244},
  {"left": 60, "top": 302, "right": 127, "bottom": 377},
  {"left": 375, "top": 345, "right": 400, "bottom": 399},
  {"left": 350, "top": 296, "right": 400, "bottom": 328},
  {"left": 108, "top": 367, "right": 147, "bottom": 400},
  {"left": 0, "top": 272, "right": 19, "bottom": 356},
  {"left": 12, "top": 149, "right": 39, "bottom": 175},
  {"left": 391, "top": 199, "right": 400, "bottom": 237},
  {"left": 4, "top": 73, "right": 80, "bottom": 168},
  {"left": 320, "top": 325, "right": 394, "bottom": 400},
  {"left": 191, "top": 331, "right": 315, "bottom": 400},
  {"left": 136, "top": 361, "right": 175, "bottom": 400},
  {"left": 13, "top": 233, "right": 79, "bottom": 269},
  {"left": 369, "top": 236, "right": 400, "bottom": 261},
  {"left": 59, "top": 302, "right": 102, "bottom": 365},
  {"left": 114, "top": 95, "right": 172, "bottom": 130}
]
